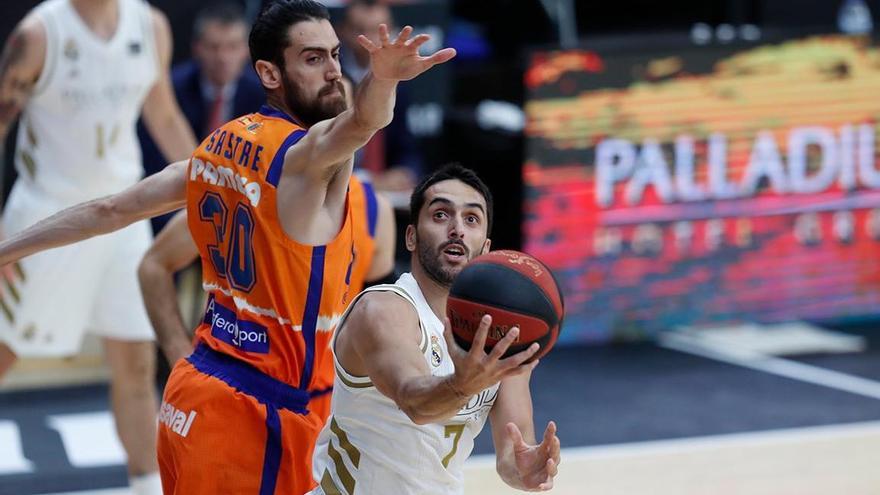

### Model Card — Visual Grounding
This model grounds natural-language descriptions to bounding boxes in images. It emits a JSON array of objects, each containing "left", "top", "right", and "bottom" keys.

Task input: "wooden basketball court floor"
[
  {"left": 6, "top": 326, "right": 880, "bottom": 495},
  {"left": 37, "top": 422, "right": 880, "bottom": 495}
]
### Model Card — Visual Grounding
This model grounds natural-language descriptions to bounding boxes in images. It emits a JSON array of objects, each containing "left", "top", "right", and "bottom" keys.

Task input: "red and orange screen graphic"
[{"left": 524, "top": 35, "right": 880, "bottom": 343}]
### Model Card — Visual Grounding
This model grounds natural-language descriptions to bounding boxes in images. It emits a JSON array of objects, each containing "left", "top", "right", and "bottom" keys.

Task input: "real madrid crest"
[{"left": 430, "top": 335, "right": 443, "bottom": 367}]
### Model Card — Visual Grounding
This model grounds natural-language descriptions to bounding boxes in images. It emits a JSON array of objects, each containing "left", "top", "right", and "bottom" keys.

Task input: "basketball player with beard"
[
  {"left": 0, "top": 1, "right": 454, "bottom": 492},
  {"left": 310, "top": 164, "right": 561, "bottom": 495}
]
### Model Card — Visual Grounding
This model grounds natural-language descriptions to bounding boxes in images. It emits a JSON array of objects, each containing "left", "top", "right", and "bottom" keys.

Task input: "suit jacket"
[{"left": 138, "top": 60, "right": 265, "bottom": 232}]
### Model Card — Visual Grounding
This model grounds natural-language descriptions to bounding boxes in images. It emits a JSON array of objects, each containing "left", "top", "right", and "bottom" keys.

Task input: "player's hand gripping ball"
[{"left": 447, "top": 250, "right": 564, "bottom": 362}]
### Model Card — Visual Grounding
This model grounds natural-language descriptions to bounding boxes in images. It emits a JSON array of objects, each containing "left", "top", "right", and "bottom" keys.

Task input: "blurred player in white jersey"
[
  {"left": 0, "top": 0, "right": 197, "bottom": 493},
  {"left": 311, "top": 165, "right": 561, "bottom": 495}
]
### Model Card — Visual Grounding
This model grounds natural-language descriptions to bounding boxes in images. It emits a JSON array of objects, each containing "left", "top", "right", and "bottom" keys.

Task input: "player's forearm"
[
  {"left": 146, "top": 111, "right": 198, "bottom": 163},
  {"left": 138, "top": 259, "right": 192, "bottom": 364},
  {"left": 351, "top": 72, "right": 397, "bottom": 132},
  {"left": 0, "top": 197, "right": 132, "bottom": 265},
  {"left": 394, "top": 374, "right": 472, "bottom": 425}
]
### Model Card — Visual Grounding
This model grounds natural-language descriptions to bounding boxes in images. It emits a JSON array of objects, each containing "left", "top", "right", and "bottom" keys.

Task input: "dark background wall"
[{"left": 2, "top": 0, "right": 879, "bottom": 252}]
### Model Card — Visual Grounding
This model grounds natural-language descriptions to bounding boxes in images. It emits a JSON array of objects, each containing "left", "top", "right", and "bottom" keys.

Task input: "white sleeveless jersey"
[
  {"left": 14, "top": 0, "right": 158, "bottom": 203},
  {"left": 311, "top": 273, "right": 500, "bottom": 495}
]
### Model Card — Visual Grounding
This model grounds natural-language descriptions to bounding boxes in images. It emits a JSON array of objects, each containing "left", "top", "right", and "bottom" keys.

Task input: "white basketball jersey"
[
  {"left": 14, "top": 0, "right": 158, "bottom": 203},
  {"left": 311, "top": 273, "right": 500, "bottom": 495}
]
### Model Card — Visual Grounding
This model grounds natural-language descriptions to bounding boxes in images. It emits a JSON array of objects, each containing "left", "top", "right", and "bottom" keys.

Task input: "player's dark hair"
[
  {"left": 249, "top": 0, "right": 330, "bottom": 71},
  {"left": 409, "top": 164, "right": 494, "bottom": 235},
  {"left": 193, "top": 2, "right": 247, "bottom": 42}
]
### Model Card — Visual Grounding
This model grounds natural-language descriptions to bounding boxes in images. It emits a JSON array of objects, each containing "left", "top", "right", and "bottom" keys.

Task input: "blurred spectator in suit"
[
  {"left": 138, "top": 1, "right": 264, "bottom": 233},
  {"left": 339, "top": 0, "right": 423, "bottom": 193}
]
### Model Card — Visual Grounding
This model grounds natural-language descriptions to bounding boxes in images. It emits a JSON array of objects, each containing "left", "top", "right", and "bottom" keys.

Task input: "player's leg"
[
  {"left": 88, "top": 220, "right": 162, "bottom": 494},
  {"left": 0, "top": 343, "right": 17, "bottom": 377},
  {"left": 102, "top": 338, "right": 159, "bottom": 477}
]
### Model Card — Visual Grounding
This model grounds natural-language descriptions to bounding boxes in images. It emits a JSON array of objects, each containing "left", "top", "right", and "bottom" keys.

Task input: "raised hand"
[
  {"left": 443, "top": 314, "right": 540, "bottom": 398},
  {"left": 506, "top": 421, "right": 561, "bottom": 491},
  {"left": 357, "top": 24, "right": 456, "bottom": 82}
]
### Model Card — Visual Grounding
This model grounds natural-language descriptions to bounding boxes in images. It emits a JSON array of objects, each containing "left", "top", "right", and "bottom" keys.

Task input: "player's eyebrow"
[
  {"left": 300, "top": 43, "right": 341, "bottom": 55},
  {"left": 464, "top": 202, "right": 485, "bottom": 214},
  {"left": 428, "top": 197, "right": 485, "bottom": 214}
]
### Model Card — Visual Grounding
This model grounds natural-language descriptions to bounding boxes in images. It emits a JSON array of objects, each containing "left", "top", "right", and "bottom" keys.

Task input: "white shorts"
[{"left": 0, "top": 184, "right": 155, "bottom": 357}]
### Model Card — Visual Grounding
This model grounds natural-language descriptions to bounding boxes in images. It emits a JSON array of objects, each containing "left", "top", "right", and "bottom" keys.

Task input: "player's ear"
[
  {"left": 405, "top": 224, "right": 417, "bottom": 253},
  {"left": 254, "top": 60, "right": 282, "bottom": 90},
  {"left": 480, "top": 238, "right": 491, "bottom": 255}
]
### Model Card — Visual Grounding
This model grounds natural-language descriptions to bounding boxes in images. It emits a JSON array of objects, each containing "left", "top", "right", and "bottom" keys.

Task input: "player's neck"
[
  {"left": 264, "top": 95, "right": 304, "bottom": 128},
  {"left": 411, "top": 264, "right": 450, "bottom": 321},
  {"left": 70, "top": 0, "right": 120, "bottom": 40}
]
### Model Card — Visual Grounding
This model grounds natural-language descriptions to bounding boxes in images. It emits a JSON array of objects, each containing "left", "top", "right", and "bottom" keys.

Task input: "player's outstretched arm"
[
  {"left": 283, "top": 24, "right": 455, "bottom": 181},
  {"left": 489, "top": 375, "right": 561, "bottom": 491},
  {"left": 344, "top": 293, "right": 539, "bottom": 425},
  {"left": 0, "top": 160, "right": 188, "bottom": 266},
  {"left": 138, "top": 210, "right": 198, "bottom": 365},
  {"left": 364, "top": 192, "right": 396, "bottom": 283}
]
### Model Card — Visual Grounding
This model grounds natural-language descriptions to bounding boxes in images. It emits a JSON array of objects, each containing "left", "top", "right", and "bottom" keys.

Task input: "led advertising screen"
[{"left": 524, "top": 33, "right": 880, "bottom": 344}]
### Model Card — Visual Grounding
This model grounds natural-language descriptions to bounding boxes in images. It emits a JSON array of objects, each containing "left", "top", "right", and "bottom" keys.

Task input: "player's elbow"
[
  {"left": 394, "top": 391, "right": 436, "bottom": 425},
  {"left": 137, "top": 251, "right": 166, "bottom": 289},
  {"left": 94, "top": 197, "right": 128, "bottom": 232},
  {"left": 400, "top": 406, "right": 434, "bottom": 426},
  {"left": 397, "top": 396, "right": 444, "bottom": 425}
]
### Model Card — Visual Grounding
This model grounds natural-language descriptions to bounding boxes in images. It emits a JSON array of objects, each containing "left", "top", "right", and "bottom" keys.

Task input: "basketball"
[{"left": 447, "top": 250, "right": 564, "bottom": 361}]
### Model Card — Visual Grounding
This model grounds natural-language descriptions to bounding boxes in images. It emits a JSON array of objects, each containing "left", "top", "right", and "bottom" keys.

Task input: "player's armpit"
[
  {"left": 0, "top": 15, "right": 46, "bottom": 139},
  {"left": 0, "top": 160, "right": 188, "bottom": 266}
]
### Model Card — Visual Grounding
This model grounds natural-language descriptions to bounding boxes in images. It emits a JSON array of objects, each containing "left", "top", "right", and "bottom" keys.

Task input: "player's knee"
[{"left": 108, "top": 343, "right": 157, "bottom": 387}]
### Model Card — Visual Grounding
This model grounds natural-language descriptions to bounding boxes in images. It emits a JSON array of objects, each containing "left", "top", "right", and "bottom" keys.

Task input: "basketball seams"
[
  {"left": 452, "top": 263, "right": 559, "bottom": 326},
  {"left": 478, "top": 253, "right": 564, "bottom": 319}
]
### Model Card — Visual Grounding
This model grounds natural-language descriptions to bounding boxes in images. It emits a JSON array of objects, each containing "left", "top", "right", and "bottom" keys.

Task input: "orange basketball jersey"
[
  {"left": 185, "top": 105, "right": 354, "bottom": 391},
  {"left": 308, "top": 174, "right": 380, "bottom": 420},
  {"left": 348, "top": 175, "right": 379, "bottom": 295}
]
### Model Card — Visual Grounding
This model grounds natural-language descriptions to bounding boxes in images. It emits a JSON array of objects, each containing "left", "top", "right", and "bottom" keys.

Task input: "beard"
[
  {"left": 417, "top": 237, "right": 471, "bottom": 288},
  {"left": 282, "top": 74, "right": 347, "bottom": 127}
]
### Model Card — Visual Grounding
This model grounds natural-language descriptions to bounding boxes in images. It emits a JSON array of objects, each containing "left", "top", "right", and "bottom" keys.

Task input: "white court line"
[
  {"left": 659, "top": 331, "right": 880, "bottom": 400},
  {"left": 467, "top": 419, "right": 880, "bottom": 467}
]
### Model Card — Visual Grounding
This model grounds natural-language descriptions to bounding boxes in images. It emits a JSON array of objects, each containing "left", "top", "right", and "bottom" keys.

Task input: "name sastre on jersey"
[{"left": 190, "top": 120, "right": 266, "bottom": 207}]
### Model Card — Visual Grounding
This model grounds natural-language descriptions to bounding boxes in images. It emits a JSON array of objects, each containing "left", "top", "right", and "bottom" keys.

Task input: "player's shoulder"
[
  {"left": 14, "top": 10, "right": 48, "bottom": 45},
  {"left": 4, "top": 12, "right": 48, "bottom": 75},
  {"left": 145, "top": 4, "right": 171, "bottom": 42},
  {"left": 351, "top": 289, "right": 419, "bottom": 326}
]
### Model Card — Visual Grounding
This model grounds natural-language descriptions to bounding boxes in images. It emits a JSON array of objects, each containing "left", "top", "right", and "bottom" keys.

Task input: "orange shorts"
[{"left": 158, "top": 344, "right": 322, "bottom": 495}]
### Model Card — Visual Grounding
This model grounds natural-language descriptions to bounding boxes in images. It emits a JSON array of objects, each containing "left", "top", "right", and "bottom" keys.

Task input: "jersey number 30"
[{"left": 199, "top": 192, "right": 256, "bottom": 292}]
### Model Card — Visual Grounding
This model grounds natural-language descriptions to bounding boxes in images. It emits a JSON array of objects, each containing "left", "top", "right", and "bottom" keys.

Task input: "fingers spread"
[
  {"left": 378, "top": 23, "right": 390, "bottom": 45},
  {"left": 506, "top": 422, "right": 529, "bottom": 451},
  {"left": 424, "top": 47, "right": 457, "bottom": 66},
  {"left": 394, "top": 25, "right": 413, "bottom": 45},
  {"left": 471, "top": 313, "right": 491, "bottom": 353},
  {"left": 357, "top": 35, "right": 377, "bottom": 52},
  {"left": 406, "top": 33, "right": 431, "bottom": 50},
  {"left": 546, "top": 457, "right": 558, "bottom": 478},
  {"left": 488, "top": 326, "right": 519, "bottom": 360}
]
